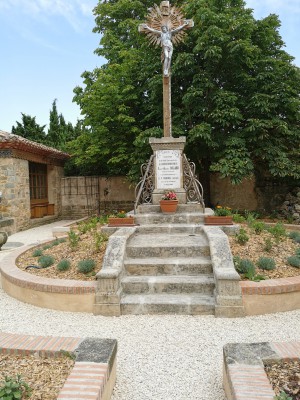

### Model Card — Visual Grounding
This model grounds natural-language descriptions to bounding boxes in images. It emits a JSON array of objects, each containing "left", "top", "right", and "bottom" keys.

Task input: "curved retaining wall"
[
  {"left": 0, "top": 245, "right": 96, "bottom": 313},
  {"left": 240, "top": 276, "right": 300, "bottom": 315}
]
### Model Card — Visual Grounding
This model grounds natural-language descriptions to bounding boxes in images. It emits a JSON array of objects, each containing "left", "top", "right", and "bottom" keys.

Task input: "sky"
[{"left": 0, "top": 0, "right": 300, "bottom": 133}]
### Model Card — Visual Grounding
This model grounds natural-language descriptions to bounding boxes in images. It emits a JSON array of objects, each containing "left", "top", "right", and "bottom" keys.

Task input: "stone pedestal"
[{"left": 149, "top": 136, "right": 187, "bottom": 205}]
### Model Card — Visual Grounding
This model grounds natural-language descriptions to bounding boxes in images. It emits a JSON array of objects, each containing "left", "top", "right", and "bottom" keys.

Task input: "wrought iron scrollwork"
[
  {"left": 134, "top": 155, "right": 155, "bottom": 213},
  {"left": 183, "top": 154, "right": 205, "bottom": 212}
]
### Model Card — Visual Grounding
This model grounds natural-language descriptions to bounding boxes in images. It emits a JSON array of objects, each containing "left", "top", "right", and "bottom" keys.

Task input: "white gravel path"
[{"left": 0, "top": 289, "right": 299, "bottom": 400}]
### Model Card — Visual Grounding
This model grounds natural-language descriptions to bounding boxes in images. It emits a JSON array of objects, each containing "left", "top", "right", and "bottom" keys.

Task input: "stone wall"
[
  {"left": 61, "top": 176, "right": 135, "bottom": 218},
  {"left": 48, "top": 165, "right": 64, "bottom": 216},
  {"left": 0, "top": 158, "right": 31, "bottom": 232},
  {"left": 210, "top": 174, "right": 258, "bottom": 211}
]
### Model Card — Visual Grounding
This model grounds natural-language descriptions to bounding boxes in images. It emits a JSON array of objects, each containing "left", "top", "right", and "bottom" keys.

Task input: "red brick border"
[
  {"left": 240, "top": 276, "right": 300, "bottom": 295},
  {"left": 223, "top": 341, "right": 300, "bottom": 400},
  {"left": 0, "top": 333, "right": 116, "bottom": 400}
]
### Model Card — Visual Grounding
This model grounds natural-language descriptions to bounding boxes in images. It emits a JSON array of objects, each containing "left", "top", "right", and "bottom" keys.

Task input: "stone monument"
[{"left": 139, "top": 1, "right": 194, "bottom": 205}]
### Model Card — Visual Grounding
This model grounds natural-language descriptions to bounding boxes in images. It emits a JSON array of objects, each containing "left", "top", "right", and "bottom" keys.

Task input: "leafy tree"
[
  {"left": 12, "top": 113, "right": 46, "bottom": 143},
  {"left": 73, "top": 0, "right": 300, "bottom": 185}
]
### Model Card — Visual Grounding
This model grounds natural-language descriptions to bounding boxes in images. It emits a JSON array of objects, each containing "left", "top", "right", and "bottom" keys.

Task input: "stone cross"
[{"left": 139, "top": 1, "right": 193, "bottom": 138}]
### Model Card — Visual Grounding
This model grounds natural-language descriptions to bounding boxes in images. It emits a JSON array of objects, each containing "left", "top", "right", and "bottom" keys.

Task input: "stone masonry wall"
[
  {"left": 0, "top": 158, "right": 30, "bottom": 232},
  {"left": 61, "top": 176, "right": 135, "bottom": 218},
  {"left": 48, "top": 165, "right": 64, "bottom": 216}
]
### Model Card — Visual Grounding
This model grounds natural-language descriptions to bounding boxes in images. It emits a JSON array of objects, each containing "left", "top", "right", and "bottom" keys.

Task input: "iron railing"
[{"left": 134, "top": 155, "right": 155, "bottom": 213}]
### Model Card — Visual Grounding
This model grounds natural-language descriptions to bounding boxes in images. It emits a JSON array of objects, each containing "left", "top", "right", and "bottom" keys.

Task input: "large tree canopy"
[{"left": 72, "top": 0, "right": 300, "bottom": 183}]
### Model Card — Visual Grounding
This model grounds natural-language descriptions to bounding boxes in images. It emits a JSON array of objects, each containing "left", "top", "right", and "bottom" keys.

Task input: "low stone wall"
[{"left": 61, "top": 176, "right": 135, "bottom": 218}]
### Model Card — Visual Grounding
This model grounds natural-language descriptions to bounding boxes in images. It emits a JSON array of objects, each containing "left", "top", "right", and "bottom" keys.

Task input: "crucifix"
[{"left": 139, "top": 1, "right": 194, "bottom": 138}]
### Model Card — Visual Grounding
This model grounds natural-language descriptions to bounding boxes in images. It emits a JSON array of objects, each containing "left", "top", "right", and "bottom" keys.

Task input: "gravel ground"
[{"left": 0, "top": 290, "right": 300, "bottom": 400}]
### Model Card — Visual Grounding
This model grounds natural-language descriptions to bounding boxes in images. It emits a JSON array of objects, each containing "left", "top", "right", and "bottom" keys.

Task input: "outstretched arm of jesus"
[
  {"left": 138, "top": 23, "right": 161, "bottom": 35},
  {"left": 171, "top": 20, "right": 189, "bottom": 34}
]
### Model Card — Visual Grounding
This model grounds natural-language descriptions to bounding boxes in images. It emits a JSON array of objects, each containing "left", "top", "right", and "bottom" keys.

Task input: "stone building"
[{"left": 0, "top": 130, "right": 69, "bottom": 234}]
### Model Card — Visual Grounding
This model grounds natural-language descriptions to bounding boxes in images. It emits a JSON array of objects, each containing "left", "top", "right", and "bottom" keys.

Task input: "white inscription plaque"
[{"left": 156, "top": 150, "right": 181, "bottom": 189}]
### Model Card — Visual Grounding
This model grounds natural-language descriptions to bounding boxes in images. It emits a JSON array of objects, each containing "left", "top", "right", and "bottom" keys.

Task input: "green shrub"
[
  {"left": 235, "top": 228, "right": 249, "bottom": 245},
  {"left": 0, "top": 375, "right": 32, "bottom": 399},
  {"left": 32, "top": 248, "right": 43, "bottom": 257},
  {"left": 268, "top": 223, "right": 287, "bottom": 242},
  {"left": 289, "top": 231, "right": 300, "bottom": 240},
  {"left": 43, "top": 244, "right": 52, "bottom": 250},
  {"left": 77, "top": 259, "right": 96, "bottom": 274},
  {"left": 233, "top": 257, "right": 255, "bottom": 274},
  {"left": 38, "top": 255, "right": 55, "bottom": 268},
  {"left": 245, "top": 211, "right": 258, "bottom": 227},
  {"left": 293, "top": 235, "right": 300, "bottom": 243},
  {"left": 57, "top": 259, "right": 71, "bottom": 271},
  {"left": 295, "top": 248, "right": 300, "bottom": 257},
  {"left": 57, "top": 238, "right": 66, "bottom": 244},
  {"left": 287, "top": 256, "right": 300, "bottom": 268},
  {"left": 263, "top": 238, "right": 273, "bottom": 252},
  {"left": 274, "top": 391, "right": 292, "bottom": 400},
  {"left": 251, "top": 221, "right": 266, "bottom": 234},
  {"left": 257, "top": 257, "right": 276, "bottom": 270},
  {"left": 94, "top": 231, "right": 108, "bottom": 252},
  {"left": 68, "top": 230, "right": 80, "bottom": 250},
  {"left": 232, "top": 214, "right": 245, "bottom": 223}
]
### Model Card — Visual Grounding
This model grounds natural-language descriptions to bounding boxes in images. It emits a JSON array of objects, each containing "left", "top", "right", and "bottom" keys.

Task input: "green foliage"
[
  {"left": 77, "top": 217, "right": 99, "bottom": 234},
  {"left": 71, "top": 0, "right": 300, "bottom": 182},
  {"left": 68, "top": 230, "right": 80, "bottom": 250},
  {"left": 268, "top": 223, "right": 287, "bottom": 242},
  {"left": 38, "top": 255, "right": 55, "bottom": 268},
  {"left": 251, "top": 221, "right": 266, "bottom": 234},
  {"left": 263, "top": 238, "right": 273, "bottom": 252},
  {"left": 214, "top": 206, "right": 232, "bottom": 216},
  {"left": 257, "top": 257, "right": 276, "bottom": 270},
  {"left": 245, "top": 211, "right": 258, "bottom": 227},
  {"left": 12, "top": 113, "right": 46, "bottom": 144},
  {"left": 232, "top": 213, "right": 245, "bottom": 223},
  {"left": 57, "top": 259, "right": 71, "bottom": 272},
  {"left": 235, "top": 228, "right": 249, "bottom": 245},
  {"left": 93, "top": 232, "right": 108, "bottom": 253},
  {"left": 0, "top": 375, "right": 32, "bottom": 399},
  {"left": 43, "top": 244, "right": 52, "bottom": 250},
  {"left": 274, "top": 391, "right": 292, "bottom": 400},
  {"left": 233, "top": 256, "right": 266, "bottom": 281},
  {"left": 289, "top": 231, "right": 300, "bottom": 240},
  {"left": 287, "top": 255, "right": 300, "bottom": 268},
  {"left": 295, "top": 248, "right": 300, "bottom": 257},
  {"left": 32, "top": 249, "right": 43, "bottom": 257},
  {"left": 77, "top": 259, "right": 96, "bottom": 274}
]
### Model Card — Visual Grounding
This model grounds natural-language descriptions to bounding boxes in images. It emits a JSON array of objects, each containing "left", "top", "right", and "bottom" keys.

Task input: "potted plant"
[
  {"left": 204, "top": 206, "right": 233, "bottom": 225},
  {"left": 108, "top": 210, "right": 135, "bottom": 226},
  {"left": 159, "top": 191, "right": 178, "bottom": 214}
]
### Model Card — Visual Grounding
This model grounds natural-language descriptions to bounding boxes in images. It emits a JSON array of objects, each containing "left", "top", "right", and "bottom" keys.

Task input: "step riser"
[
  {"left": 136, "top": 226, "right": 204, "bottom": 234},
  {"left": 124, "top": 264, "right": 213, "bottom": 276},
  {"left": 121, "top": 303, "right": 215, "bottom": 315},
  {"left": 137, "top": 204, "right": 205, "bottom": 214},
  {"left": 122, "top": 281, "right": 215, "bottom": 295},
  {"left": 126, "top": 246, "right": 210, "bottom": 258},
  {"left": 135, "top": 215, "right": 204, "bottom": 224}
]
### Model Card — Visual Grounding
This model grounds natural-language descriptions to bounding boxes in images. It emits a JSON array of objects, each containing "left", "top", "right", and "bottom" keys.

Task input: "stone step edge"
[
  {"left": 121, "top": 293, "right": 215, "bottom": 304},
  {"left": 124, "top": 256, "right": 212, "bottom": 265},
  {"left": 122, "top": 275, "right": 215, "bottom": 283},
  {"left": 0, "top": 332, "right": 117, "bottom": 400}
]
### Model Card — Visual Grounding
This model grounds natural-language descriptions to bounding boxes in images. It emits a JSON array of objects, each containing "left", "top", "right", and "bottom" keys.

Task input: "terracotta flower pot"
[
  {"left": 204, "top": 216, "right": 233, "bottom": 225},
  {"left": 108, "top": 217, "right": 135, "bottom": 227},
  {"left": 159, "top": 200, "right": 178, "bottom": 214}
]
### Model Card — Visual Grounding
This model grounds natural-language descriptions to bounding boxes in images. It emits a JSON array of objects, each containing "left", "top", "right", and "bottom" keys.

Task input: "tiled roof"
[{"left": 0, "top": 130, "right": 70, "bottom": 160}]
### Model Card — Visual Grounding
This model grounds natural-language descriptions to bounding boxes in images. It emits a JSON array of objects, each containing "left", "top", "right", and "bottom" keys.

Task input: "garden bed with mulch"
[{"left": 265, "top": 359, "right": 300, "bottom": 400}]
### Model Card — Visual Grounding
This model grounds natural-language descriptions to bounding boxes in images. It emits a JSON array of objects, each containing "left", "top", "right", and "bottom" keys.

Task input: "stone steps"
[
  {"left": 135, "top": 224, "right": 204, "bottom": 234},
  {"left": 121, "top": 275, "right": 215, "bottom": 295},
  {"left": 124, "top": 256, "right": 213, "bottom": 276},
  {"left": 120, "top": 293, "right": 215, "bottom": 315},
  {"left": 134, "top": 213, "right": 205, "bottom": 225},
  {"left": 126, "top": 233, "right": 210, "bottom": 258}
]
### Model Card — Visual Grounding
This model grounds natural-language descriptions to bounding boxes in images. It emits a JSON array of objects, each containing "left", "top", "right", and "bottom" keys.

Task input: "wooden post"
[{"left": 163, "top": 75, "right": 171, "bottom": 137}]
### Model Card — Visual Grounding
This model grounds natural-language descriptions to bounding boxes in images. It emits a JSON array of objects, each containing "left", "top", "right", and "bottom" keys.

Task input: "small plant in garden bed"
[
  {"left": 233, "top": 256, "right": 266, "bottom": 281},
  {"left": 38, "top": 255, "right": 55, "bottom": 268},
  {"left": 94, "top": 231, "right": 108, "bottom": 252},
  {"left": 268, "top": 223, "right": 287, "bottom": 243},
  {"left": 257, "top": 257, "right": 276, "bottom": 270},
  {"left": 57, "top": 259, "right": 71, "bottom": 271},
  {"left": 264, "top": 238, "right": 273, "bottom": 252},
  {"left": 77, "top": 259, "right": 96, "bottom": 274},
  {"left": 287, "top": 255, "right": 300, "bottom": 268},
  {"left": 32, "top": 248, "right": 43, "bottom": 257},
  {"left": 274, "top": 391, "right": 293, "bottom": 400},
  {"left": 232, "top": 213, "right": 245, "bottom": 223},
  {"left": 251, "top": 221, "right": 266, "bottom": 234},
  {"left": 235, "top": 228, "right": 249, "bottom": 244},
  {"left": 68, "top": 230, "right": 80, "bottom": 250},
  {"left": 0, "top": 375, "right": 32, "bottom": 399}
]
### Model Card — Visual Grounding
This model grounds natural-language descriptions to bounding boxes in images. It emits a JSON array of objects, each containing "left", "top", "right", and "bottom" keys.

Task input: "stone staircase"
[{"left": 95, "top": 204, "right": 245, "bottom": 317}]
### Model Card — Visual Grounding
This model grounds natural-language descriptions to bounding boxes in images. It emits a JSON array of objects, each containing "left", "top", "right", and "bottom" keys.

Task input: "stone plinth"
[{"left": 149, "top": 136, "right": 187, "bottom": 205}]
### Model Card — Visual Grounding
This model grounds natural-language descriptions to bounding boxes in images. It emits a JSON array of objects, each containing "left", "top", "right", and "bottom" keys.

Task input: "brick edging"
[
  {"left": 223, "top": 341, "right": 300, "bottom": 400},
  {"left": 0, "top": 332, "right": 117, "bottom": 400},
  {"left": 240, "top": 275, "right": 300, "bottom": 295}
]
